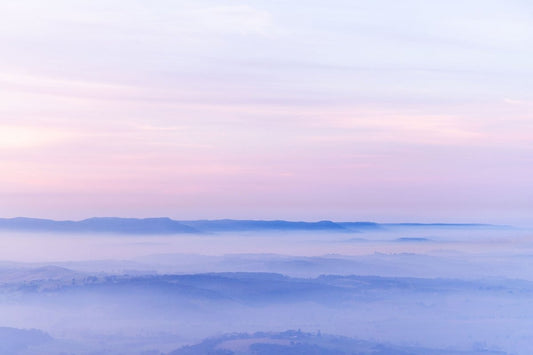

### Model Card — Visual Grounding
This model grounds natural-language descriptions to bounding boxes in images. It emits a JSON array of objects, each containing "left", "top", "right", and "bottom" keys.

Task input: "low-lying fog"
[{"left": 0, "top": 225, "right": 532, "bottom": 354}]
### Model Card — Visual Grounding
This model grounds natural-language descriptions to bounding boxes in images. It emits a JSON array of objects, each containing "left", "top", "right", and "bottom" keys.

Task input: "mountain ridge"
[{"left": 0, "top": 217, "right": 506, "bottom": 235}]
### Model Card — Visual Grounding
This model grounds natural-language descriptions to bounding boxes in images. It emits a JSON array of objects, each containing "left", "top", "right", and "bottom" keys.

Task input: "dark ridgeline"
[
  {"left": 0, "top": 217, "right": 198, "bottom": 234},
  {"left": 0, "top": 217, "right": 502, "bottom": 235},
  {"left": 180, "top": 219, "right": 348, "bottom": 232}
]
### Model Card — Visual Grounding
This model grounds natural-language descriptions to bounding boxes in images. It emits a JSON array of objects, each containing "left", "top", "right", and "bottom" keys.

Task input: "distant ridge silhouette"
[
  {"left": 0, "top": 217, "right": 504, "bottom": 235},
  {"left": 0, "top": 217, "right": 198, "bottom": 234}
]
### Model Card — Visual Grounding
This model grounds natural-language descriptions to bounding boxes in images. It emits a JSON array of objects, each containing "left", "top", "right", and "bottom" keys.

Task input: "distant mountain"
[
  {"left": 0, "top": 265, "right": 80, "bottom": 283},
  {"left": 180, "top": 219, "right": 348, "bottom": 232},
  {"left": 0, "top": 217, "right": 199, "bottom": 234},
  {"left": 383, "top": 223, "right": 508, "bottom": 229},
  {"left": 336, "top": 221, "right": 384, "bottom": 232},
  {"left": 7, "top": 271, "right": 532, "bottom": 303},
  {"left": 0, "top": 217, "right": 504, "bottom": 235}
]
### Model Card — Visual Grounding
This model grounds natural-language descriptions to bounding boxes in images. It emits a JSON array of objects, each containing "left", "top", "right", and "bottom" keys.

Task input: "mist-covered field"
[{"left": 0, "top": 221, "right": 532, "bottom": 354}]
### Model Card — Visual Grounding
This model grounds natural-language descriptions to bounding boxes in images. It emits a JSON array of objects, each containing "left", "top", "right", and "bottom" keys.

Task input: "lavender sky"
[{"left": 1, "top": 0, "right": 532, "bottom": 224}]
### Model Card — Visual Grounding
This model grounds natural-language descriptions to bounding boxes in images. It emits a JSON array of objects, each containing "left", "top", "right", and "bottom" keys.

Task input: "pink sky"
[{"left": 1, "top": 1, "right": 532, "bottom": 224}]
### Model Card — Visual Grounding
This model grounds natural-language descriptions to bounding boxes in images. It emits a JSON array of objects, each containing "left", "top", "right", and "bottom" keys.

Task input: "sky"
[{"left": 0, "top": 0, "right": 532, "bottom": 224}]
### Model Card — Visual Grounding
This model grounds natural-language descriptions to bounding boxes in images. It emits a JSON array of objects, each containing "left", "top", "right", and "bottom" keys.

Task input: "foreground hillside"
[
  {"left": 0, "top": 270, "right": 530, "bottom": 354},
  {"left": 169, "top": 330, "right": 506, "bottom": 355}
]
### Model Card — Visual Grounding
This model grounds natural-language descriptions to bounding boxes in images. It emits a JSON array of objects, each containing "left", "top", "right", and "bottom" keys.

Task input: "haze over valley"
[{"left": 0, "top": 220, "right": 531, "bottom": 354}]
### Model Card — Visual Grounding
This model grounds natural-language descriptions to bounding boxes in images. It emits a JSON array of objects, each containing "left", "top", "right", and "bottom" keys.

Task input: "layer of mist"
[{"left": 0, "top": 223, "right": 531, "bottom": 354}]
